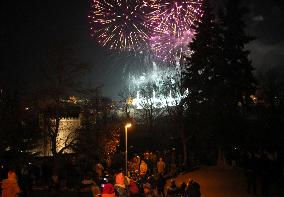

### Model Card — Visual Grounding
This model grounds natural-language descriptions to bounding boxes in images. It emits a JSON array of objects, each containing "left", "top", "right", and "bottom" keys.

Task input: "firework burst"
[
  {"left": 89, "top": 0, "right": 154, "bottom": 52},
  {"left": 148, "top": 0, "right": 203, "bottom": 62}
]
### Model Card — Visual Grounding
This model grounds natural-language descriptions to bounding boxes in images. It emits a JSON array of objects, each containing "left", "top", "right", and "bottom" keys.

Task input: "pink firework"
[
  {"left": 148, "top": 0, "right": 203, "bottom": 62},
  {"left": 89, "top": 0, "right": 156, "bottom": 52}
]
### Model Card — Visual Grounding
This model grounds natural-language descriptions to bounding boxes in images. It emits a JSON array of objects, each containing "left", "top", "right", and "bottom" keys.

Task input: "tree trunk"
[
  {"left": 180, "top": 128, "right": 188, "bottom": 167},
  {"left": 51, "top": 117, "right": 60, "bottom": 156},
  {"left": 51, "top": 134, "right": 57, "bottom": 157}
]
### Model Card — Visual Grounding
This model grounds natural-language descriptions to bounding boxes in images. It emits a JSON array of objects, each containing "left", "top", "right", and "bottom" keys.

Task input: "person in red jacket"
[
  {"left": 1, "top": 170, "right": 21, "bottom": 197},
  {"left": 114, "top": 170, "right": 129, "bottom": 197},
  {"left": 101, "top": 183, "right": 115, "bottom": 197}
]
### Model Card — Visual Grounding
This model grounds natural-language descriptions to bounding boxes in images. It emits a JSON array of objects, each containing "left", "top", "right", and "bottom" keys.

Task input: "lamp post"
[{"left": 125, "top": 123, "right": 132, "bottom": 176}]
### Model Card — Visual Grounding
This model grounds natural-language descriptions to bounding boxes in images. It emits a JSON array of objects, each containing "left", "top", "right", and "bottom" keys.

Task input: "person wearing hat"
[
  {"left": 101, "top": 183, "right": 115, "bottom": 197},
  {"left": 1, "top": 170, "right": 21, "bottom": 197}
]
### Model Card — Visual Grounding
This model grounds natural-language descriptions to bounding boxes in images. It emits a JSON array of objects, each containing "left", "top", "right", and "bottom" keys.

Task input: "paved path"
[{"left": 170, "top": 166, "right": 284, "bottom": 197}]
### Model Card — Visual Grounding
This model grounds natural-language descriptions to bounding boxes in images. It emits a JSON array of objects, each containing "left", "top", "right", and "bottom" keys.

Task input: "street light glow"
[{"left": 125, "top": 123, "right": 132, "bottom": 128}]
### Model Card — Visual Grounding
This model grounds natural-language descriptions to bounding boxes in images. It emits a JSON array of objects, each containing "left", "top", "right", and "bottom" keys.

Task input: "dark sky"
[
  {"left": 246, "top": 0, "right": 284, "bottom": 71},
  {"left": 1, "top": 0, "right": 284, "bottom": 98}
]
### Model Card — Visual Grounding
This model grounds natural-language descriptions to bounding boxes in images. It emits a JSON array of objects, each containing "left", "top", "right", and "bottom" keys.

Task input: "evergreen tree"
[
  {"left": 220, "top": 0, "right": 256, "bottom": 112},
  {"left": 183, "top": 0, "right": 224, "bottom": 128},
  {"left": 183, "top": 0, "right": 256, "bottom": 147}
]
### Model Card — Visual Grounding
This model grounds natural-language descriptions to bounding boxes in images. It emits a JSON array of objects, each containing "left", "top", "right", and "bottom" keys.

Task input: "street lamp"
[{"left": 125, "top": 123, "right": 132, "bottom": 176}]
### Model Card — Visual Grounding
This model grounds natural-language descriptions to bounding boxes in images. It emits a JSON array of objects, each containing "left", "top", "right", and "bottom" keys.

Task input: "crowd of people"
[
  {"left": 77, "top": 167, "right": 201, "bottom": 197},
  {"left": 0, "top": 151, "right": 201, "bottom": 197},
  {"left": 77, "top": 152, "right": 201, "bottom": 197},
  {"left": 121, "top": 151, "right": 183, "bottom": 179},
  {"left": 2, "top": 147, "right": 281, "bottom": 197}
]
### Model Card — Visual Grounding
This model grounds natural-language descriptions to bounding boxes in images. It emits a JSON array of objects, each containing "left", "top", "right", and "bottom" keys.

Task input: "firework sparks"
[
  {"left": 148, "top": 0, "right": 203, "bottom": 62},
  {"left": 89, "top": 0, "right": 154, "bottom": 52},
  {"left": 130, "top": 62, "right": 189, "bottom": 109}
]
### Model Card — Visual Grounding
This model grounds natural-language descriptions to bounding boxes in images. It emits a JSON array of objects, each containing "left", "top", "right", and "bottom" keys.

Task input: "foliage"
[
  {"left": 183, "top": 0, "right": 224, "bottom": 135},
  {"left": 182, "top": 0, "right": 256, "bottom": 146},
  {"left": 137, "top": 82, "right": 166, "bottom": 132},
  {"left": 220, "top": 0, "right": 256, "bottom": 110},
  {"left": 254, "top": 68, "right": 284, "bottom": 144},
  {"left": 161, "top": 65, "right": 193, "bottom": 165}
]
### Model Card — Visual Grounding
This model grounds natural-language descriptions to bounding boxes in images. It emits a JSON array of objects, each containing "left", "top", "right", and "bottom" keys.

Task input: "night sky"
[{"left": 1, "top": 0, "right": 284, "bottom": 98}]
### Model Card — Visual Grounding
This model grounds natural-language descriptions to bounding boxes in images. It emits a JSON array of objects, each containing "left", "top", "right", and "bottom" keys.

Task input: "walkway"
[{"left": 170, "top": 166, "right": 284, "bottom": 197}]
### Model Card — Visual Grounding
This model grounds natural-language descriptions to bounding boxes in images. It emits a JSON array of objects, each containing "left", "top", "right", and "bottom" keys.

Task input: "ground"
[{"left": 169, "top": 166, "right": 284, "bottom": 197}]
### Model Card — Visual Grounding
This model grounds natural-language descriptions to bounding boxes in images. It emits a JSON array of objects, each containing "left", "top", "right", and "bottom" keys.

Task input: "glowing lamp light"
[{"left": 125, "top": 123, "right": 132, "bottom": 128}]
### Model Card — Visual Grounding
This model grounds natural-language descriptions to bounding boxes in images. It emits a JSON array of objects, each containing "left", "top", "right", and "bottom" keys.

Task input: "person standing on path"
[
  {"left": 114, "top": 170, "right": 129, "bottom": 197},
  {"left": 157, "top": 158, "right": 166, "bottom": 175},
  {"left": 156, "top": 173, "right": 166, "bottom": 197},
  {"left": 244, "top": 152, "right": 257, "bottom": 195},
  {"left": 140, "top": 160, "right": 148, "bottom": 177},
  {"left": 101, "top": 176, "right": 115, "bottom": 197},
  {"left": 1, "top": 170, "right": 21, "bottom": 197},
  {"left": 96, "top": 163, "right": 104, "bottom": 181}
]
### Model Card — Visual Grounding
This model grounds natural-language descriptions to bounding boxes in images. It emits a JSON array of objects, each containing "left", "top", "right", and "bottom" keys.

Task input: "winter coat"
[
  {"left": 101, "top": 183, "right": 115, "bottom": 197},
  {"left": 140, "top": 161, "right": 148, "bottom": 176},
  {"left": 157, "top": 160, "right": 166, "bottom": 174},
  {"left": 1, "top": 171, "right": 21, "bottom": 197},
  {"left": 115, "top": 173, "right": 126, "bottom": 188}
]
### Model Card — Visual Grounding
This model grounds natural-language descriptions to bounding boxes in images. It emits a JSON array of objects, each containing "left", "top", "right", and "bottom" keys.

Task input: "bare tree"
[
  {"left": 161, "top": 65, "right": 194, "bottom": 166},
  {"left": 118, "top": 87, "right": 135, "bottom": 120},
  {"left": 37, "top": 41, "right": 89, "bottom": 157},
  {"left": 136, "top": 82, "right": 166, "bottom": 134},
  {"left": 75, "top": 94, "right": 121, "bottom": 162}
]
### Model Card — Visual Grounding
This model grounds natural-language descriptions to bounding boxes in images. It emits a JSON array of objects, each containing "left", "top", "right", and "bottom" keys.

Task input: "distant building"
[
  {"left": 36, "top": 115, "right": 81, "bottom": 156},
  {"left": 36, "top": 96, "right": 115, "bottom": 156}
]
